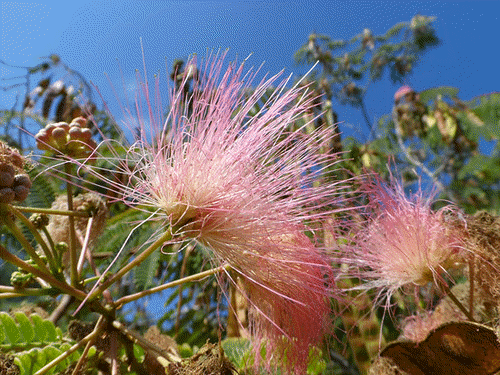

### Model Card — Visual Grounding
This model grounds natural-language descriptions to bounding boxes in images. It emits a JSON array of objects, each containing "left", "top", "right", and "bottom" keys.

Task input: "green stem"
[
  {"left": 82, "top": 275, "right": 100, "bottom": 286},
  {"left": 9, "top": 205, "right": 57, "bottom": 272},
  {"left": 0, "top": 286, "right": 51, "bottom": 298},
  {"left": 2, "top": 212, "right": 51, "bottom": 275},
  {"left": 12, "top": 205, "right": 90, "bottom": 217},
  {"left": 65, "top": 163, "right": 79, "bottom": 287},
  {"left": 116, "top": 263, "right": 230, "bottom": 307},
  {"left": 0, "top": 244, "right": 86, "bottom": 300},
  {"left": 41, "top": 226, "right": 56, "bottom": 261},
  {"left": 90, "top": 230, "right": 173, "bottom": 300},
  {"left": 0, "top": 285, "right": 44, "bottom": 293},
  {"left": 0, "top": 244, "right": 111, "bottom": 316}
]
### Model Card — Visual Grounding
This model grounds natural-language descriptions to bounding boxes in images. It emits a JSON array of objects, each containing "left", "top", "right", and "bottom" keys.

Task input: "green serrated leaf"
[
  {"left": 15, "top": 312, "right": 35, "bottom": 344},
  {"left": 0, "top": 312, "right": 21, "bottom": 344}
]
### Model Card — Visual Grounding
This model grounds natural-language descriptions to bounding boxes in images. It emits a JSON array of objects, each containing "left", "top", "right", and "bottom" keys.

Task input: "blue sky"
[{"left": 2, "top": 0, "right": 499, "bottom": 143}]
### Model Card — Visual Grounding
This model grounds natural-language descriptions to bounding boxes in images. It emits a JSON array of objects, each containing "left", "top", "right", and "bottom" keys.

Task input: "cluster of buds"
[
  {"left": 0, "top": 141, "right": 32, "bottom": 204},
  {"left": 35, "top": 117, "right": 97, "bottom": 158}
]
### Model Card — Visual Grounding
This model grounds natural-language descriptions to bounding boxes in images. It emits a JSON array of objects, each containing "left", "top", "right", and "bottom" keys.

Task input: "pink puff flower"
[
  {"left": 80, "top": 51, "right": 348, "bottom": 373},
  {"left": 233, "top": 228, "right": 333, "bottom": 374},
  {"left": 344, "top": 177, "right": 464, "bottom": 304}
]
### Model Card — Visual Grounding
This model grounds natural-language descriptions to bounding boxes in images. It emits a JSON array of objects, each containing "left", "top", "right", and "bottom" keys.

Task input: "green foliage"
[
  {"left": 0, "top": 312, "right": 61, "bottom": 349},
  {"left": 222, "top": 337, "right": 252, "bottom": 371},
  {"left": 0, "top": 312, "right": 80, "bottom": 375}
]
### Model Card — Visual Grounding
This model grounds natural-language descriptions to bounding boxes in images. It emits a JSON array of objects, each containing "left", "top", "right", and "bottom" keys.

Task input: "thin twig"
[
  {"left": 116, "top": 263, "right": 230, "bottom": 307},
  {"left": 0, "top": 285, "right": 47, "bottom": 294},
  {"left": 65, "top": 164, "right": 79, "bottom": 287},
  {"left": 49, "top": 295, "right": 73, "bottom": 324},
  {"left": 9, "top": 205, "right": 57, "bottom": 271},
  {"left": 441, "top": 281, "right": 475, "bottom": 322},
  {"left": 71, "top": 332, "right": 98, "bottom": 375},
  {"left": 12, "top": 205, "right": 90, "bottom": 217},
  {"left": 2, "top": 212, "right": 51, "bottom": 274},
  {"left": 0, "top": 244, "right": 85, "bottom": 300},
  {"left": 393, "top": 114, "right": 459, "bottom": 202},
  {"left": 81, "top": 231, "right": 174, "bottom": 310}
]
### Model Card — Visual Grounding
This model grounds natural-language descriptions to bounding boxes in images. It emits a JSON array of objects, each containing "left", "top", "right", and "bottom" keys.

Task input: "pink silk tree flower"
[
  {"left": 240, "top": 228, "right": 333, "bottom": 374},
  {"left": 73, "top": 51, "right": 349, "bottom": 374},
  {"left": 344, "top": 177, "right": 465, "bottom": 306}
]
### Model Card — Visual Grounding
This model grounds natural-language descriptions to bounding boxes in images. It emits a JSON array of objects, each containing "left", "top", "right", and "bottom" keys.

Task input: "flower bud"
[
  {"left": 0, "top": 142, "right": 31, "bottom": 203},
  {"left": 70, "top": 117, "right": 87, "bottom": 128},
  {"left": 0, "top": 187, "right": 14, "bottom": 203},
  {"left": 68, "top": 126, "right": 83, "bottom": 139},
  {"left": 29, "top": 213, "right": 50, "bottom": 229},
  {"left": 0, "top": 163, "right": 15, "bottom": 187},
  {"left": 36, "top": 118, "right": 96, "bottom": 158},
  {"left": 13, "top": 185, "right": 30, "bottom": 202}
]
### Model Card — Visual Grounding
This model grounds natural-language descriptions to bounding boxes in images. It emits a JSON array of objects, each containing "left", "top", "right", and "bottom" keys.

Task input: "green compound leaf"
[
  {"left": 1, "top": 313, "right": 83, "bottom": 375},
  {"left": 0, "top": 312, "right": 21, "bottom": 344}
]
